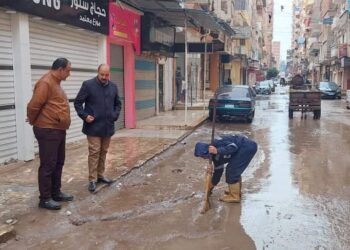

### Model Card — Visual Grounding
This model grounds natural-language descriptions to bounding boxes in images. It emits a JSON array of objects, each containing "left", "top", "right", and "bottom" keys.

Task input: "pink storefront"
[{"left": 107, "top": 3, "right": 141, "bottom": 129}]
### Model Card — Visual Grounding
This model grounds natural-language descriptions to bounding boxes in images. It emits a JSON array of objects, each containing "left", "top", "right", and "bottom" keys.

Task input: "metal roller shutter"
[
  {"left": 0, "top": 11, "right": 17, "bottom": 163},
  {"left": 135, "top": 56, "right": 156, "bottom": 120},
  {"left": 110, "top": 44, "right": 125, "bottom": 130},
  {"left": 29, "top": 18, "right": 100, "bottom": 146}
]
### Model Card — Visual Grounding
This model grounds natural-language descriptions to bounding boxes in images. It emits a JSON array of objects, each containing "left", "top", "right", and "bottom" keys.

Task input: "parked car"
[
  {"left": 255, "top": 81, "right": 272, "bottom": 95},
  {"left": 280, "top": 78, "right": 286, "bottom": 86},
  {"left": 268, "top": 79, "right": 275, "bottom": 92},
  {"left": 208, "top": 85, "right": 256, "bottom": 123},
  {"left": 317, "top": 81, "right": 341, "bottom": 99}
]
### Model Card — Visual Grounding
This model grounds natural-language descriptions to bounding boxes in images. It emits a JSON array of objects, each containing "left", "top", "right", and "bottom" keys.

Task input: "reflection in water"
[{"left": 241, "top": 89, "right": 350, "bottom": 249}]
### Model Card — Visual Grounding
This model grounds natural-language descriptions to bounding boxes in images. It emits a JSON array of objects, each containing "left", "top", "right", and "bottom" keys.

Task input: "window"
[
  {"left": 234, "top": 0, "right": 246, "bottom": 10},
  {"left": 221, "top": 0, "right": 228, "bottom": 13}
]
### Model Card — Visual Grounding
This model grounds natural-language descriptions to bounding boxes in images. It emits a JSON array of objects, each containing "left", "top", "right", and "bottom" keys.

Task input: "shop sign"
[
  {"left": 109, "top": 4, "right": 141, "bottom": 55},
  {"left": 0, "top": 0, "right": 109, "bottom": 34},
  {"left": 322, "top": 17, "right": 333, "bottom": 25},
  {"left": 151, "top": 27, "right": 174, "bottom": 47}
]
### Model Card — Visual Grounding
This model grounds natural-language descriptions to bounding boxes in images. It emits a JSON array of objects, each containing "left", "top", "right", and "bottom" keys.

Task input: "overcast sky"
[{"left": 273, "top": 0, "right": 293, "bottom": 61}]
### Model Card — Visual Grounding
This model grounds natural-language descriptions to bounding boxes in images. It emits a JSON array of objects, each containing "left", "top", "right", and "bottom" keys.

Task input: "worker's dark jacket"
[
  {"left": 74, "top": 77, "right": 122, "bottom": 137},
  {"left": 195, "top": 135, "right": 257, "bottom": 184}
]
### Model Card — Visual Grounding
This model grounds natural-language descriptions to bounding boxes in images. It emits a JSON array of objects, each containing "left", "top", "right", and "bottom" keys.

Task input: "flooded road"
[{"left": 3, "top": 86, "right": 350, "bottom": 250}]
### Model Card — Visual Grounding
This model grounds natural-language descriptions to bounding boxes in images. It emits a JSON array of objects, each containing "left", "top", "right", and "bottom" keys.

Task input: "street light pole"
[
  {"left": 184, "top": 16, "right": 188, "bottom": 124},
  {"left": 203, "top": 29, "right": 210, "bottom": 112}
]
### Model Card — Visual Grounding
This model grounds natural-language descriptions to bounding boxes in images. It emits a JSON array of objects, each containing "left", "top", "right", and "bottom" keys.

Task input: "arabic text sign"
[
  {"left": 109, "top": 4, "right": 141, "bottom": 55},
  {"left": 0, "top": 0, "right": 109, "bottom": 34}
]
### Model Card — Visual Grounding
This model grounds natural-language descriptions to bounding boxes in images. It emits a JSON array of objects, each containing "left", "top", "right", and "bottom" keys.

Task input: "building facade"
[
  {"left": 0, "top": 0, "right": 144, "bottom": 164},
  {"left": 272, "top": 41, "right": 281, "bottom": 69}
]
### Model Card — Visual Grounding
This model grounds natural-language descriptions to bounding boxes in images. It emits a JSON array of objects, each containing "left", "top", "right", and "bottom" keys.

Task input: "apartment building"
[
  {"left": 291, "top": 0, "right": 350, "bottom": 89},
  {"left": 272, "top": 41, "right": 281, "bottom": 68}
]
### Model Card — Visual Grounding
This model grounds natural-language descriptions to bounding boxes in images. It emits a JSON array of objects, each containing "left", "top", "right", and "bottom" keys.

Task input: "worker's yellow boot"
[
  {"left": 224, "top": 177, "right": 241, "bottom": 195},
  {"left": 219, "top": 181, "right": 241, "bottom": 203}
]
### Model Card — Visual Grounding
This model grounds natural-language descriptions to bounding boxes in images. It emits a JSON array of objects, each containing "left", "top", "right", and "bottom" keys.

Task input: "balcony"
[
  {"left": 321, "top": 0, "right": 333, "bottom": 18},
  {"left": 304, "top": 0, "right": 314, "bottom": 8},
  {"left": 309, "top": 42, "right": 320, "bottom": 56},
  {"left": 310, "top": 24, "right": 321, "bottom": 38},
  {"left": 256, "top": 0, "right": 264, "bottom": 9},
  {"left": 331, "top": 45, "right": 338, "bottom": 58},
  {"left": 339, "top": 44, "right": 348, "bottom": 57},
  {"left": 234, "top": 45, "right": 247, "bottom": 55},
  {"left": 319, "top": 45, "right": 331, "bottom": 64},
  {"left": 337, "top": 11, "right": 349, "bottom": 30}
]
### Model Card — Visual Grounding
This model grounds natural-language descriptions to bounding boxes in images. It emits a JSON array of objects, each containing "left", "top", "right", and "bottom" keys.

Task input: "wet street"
[{"left": 3, "top": 86, "right": 350, "bottom": 250}]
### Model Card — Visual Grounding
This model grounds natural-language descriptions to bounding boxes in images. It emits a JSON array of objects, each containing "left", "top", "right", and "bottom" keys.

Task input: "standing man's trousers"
[
  {"left": 87, "top": 136, "right": 111, "bottom": 181},
  {"left": 33, "top": 127, "right": 66, "bottom": 201}
]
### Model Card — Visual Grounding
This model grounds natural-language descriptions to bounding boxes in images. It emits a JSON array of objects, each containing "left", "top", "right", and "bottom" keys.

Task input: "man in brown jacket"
[{"left": 27, "top": 58, "right": 74, "bottom": 210}]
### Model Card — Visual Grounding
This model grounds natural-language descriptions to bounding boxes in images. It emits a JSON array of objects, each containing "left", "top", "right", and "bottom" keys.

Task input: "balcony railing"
[
  {"left": 309, "top": 42, "right": 320, "bottom": 56},
  {"left": 234, "top": 46, "right": 247, "bottom": 55},
  {"left": 331, "top": 46, "right": 338, "bottom": 58}
]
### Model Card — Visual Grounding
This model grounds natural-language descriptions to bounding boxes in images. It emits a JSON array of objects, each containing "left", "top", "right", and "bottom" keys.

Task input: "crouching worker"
[{"left": 195, "top": 134, "right": 257, "bottom": 203}]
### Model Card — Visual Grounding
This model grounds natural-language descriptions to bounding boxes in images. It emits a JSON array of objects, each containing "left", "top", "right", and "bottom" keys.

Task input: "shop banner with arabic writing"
[
  {"left": 109, "top": 4, "right": 141, "bottom": 55},
  {"left": 0, "top": 0, "right": 109, "bottom": 34}
]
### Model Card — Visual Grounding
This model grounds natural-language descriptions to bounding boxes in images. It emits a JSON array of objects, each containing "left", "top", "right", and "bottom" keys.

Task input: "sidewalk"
[{"left": 0, "top": 109, "right": 208, "bottom": 223}]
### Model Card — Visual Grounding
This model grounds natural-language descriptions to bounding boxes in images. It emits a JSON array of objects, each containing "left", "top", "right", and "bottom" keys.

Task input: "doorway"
[
  {"left": 158, "top": 64, "right": 164, "bottom": 112},
  {"left": 110, "top": 44, "right": 125, "bottom": 129}
]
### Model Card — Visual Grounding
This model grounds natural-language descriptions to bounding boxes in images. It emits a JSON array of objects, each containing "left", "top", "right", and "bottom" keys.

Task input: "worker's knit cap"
[{"left": 194, "top": 142, "right": 210, "bottom": 158}]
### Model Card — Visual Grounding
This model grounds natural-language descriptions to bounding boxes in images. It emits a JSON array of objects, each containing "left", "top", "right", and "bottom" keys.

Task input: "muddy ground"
[{"left": 2, "top": 86, "right": 350, "bottom": 250}]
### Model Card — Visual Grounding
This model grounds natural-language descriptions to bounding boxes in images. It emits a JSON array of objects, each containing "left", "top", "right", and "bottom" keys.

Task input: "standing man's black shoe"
[
  {"left": 88, "top": 181, "right": 97, "bottom": 192},
  {"left": 39, "top": 199, "right": 61, "bottom": 210},
  {"left": 53, "top": 192, "right": 74, "bottom": 202},
  {"left": 97, "top": 176, "right": 114, "bottom": 184}
]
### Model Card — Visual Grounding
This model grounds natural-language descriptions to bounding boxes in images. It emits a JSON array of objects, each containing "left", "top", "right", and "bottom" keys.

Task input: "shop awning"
[
  {"left": 120, "top": 0, "right": 235, "bottom": 36},
  {"left": 217, "top": 20, "right": 236, "bottom": 37}
]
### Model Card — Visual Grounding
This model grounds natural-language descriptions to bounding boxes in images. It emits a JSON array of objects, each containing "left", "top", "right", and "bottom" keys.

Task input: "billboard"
[{"left": 0, "top": 0, "right": 109, "bottom": 34}]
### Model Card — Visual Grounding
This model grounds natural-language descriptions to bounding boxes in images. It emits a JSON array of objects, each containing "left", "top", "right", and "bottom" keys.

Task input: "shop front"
[
  {"left": 137, "top": 13, "right": 175, "bottom": 119},
  {"left": 341, "top": 57, "right": 350, "bottom": 89},
  {"left": 0, "top": 10, "right": 17, "bottom": 163},
  {"left": 0, "top": 0, "right": 109, "bottom": 163},
  {"left": 108, "top": 2, "right": 141, "bottom": 129}
]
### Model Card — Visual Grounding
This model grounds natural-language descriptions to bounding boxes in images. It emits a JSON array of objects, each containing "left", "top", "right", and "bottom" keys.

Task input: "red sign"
[{"left": 109, "top": 4, "right": 141, "bottom": 55}]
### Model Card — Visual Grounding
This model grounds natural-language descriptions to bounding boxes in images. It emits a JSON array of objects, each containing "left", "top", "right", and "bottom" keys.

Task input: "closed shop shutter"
[
  {"left": 29, "top": 18, "right": 100, "bottom": 147},
  {"left": 0, "top": 11, "right": 17, "bottom": 163},
  {"left": 135, "top": 56, "right": 156, "bottom": 120},
  {"left": 110, "top": 44, "right": 125, "bottom": 130}
]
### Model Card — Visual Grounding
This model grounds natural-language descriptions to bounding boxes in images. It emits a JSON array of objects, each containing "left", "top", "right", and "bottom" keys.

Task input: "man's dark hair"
[{"left": 51, "top": 58, "right": 70, "bottom": 70}]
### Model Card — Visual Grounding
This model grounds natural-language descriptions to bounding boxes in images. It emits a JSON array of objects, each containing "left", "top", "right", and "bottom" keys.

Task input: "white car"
[{"left": 347, "top": 90, "right": 350, "bottom": 109}]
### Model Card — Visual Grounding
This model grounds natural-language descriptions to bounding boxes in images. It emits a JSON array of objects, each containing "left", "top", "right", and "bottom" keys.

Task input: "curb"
[{"left": 108, "top": 117, "right": 208, "bottom": 185}]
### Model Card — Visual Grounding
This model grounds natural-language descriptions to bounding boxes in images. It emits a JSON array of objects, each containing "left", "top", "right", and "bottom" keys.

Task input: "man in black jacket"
[
  {"left": 74, "top": 64, "right": 122, "bottom": 192},
  {"left": 195, "top": 134, "right": 257, "bottom": 203}
]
